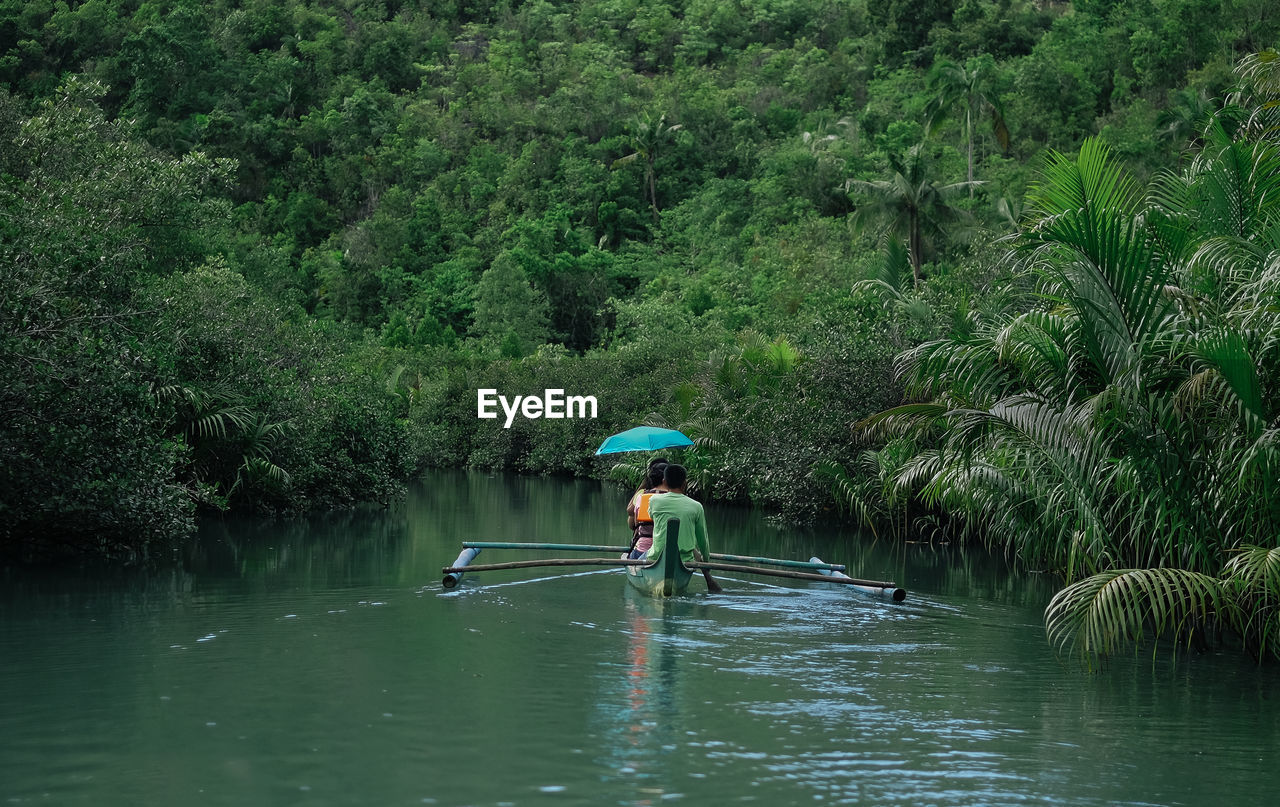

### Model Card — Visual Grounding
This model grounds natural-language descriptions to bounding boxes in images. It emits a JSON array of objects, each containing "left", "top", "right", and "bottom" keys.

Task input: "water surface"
[{"left": 2, "top": 472, "right": 1276, "bottom": 806}]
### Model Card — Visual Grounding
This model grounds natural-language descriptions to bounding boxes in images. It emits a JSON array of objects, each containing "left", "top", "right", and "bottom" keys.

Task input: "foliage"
[
  {"left": 6, "top": 0, "right": 1265, "bottom": 354},
  {"left": 4, "top": 2, "right": 1279, "bottom": 582},
  {"left": 846, "top": 143, "right": 979, "bottom": 282},
  {"left": 852, "top": 70, "right": 1280, "bottom": 664},
  {"left": 0, "top": 86, "right": 410, "bottom": 561},
  {"left": 146, "top": 263, "right": 412, "bottom": 512},
  {"left": 0, "top": 79, "right": 223, "bottom": 562}
]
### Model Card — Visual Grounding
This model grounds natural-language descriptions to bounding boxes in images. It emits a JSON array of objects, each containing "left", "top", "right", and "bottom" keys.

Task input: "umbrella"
[{"left": 594, "top": 426, "right": 694, "bottom": 455}]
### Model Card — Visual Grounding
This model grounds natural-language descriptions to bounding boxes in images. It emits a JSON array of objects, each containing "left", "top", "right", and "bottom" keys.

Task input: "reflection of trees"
[
  {"left": 702, "top": 498, "right": 1056, "bottom": 609},
  {"left": 426, "top": 469, "right": 1051, "bottom": 613},
  {"left": 0, "top": 563, "right": 195, "bottom": 619},
  {"left": 186, "top": 503, "right": 409, "bottom": 589},
  {"left": 621, "top": 599, "right": 657, "bottom": 781},
  {"left": 3, "top": 469, "right": 1058, "bottom": 629},
  {"left": 0, "top": 499, "right": 412, "bottom": 617},
  {"left": 889, "top": 541, "right": 1057, "bottom": 608}
]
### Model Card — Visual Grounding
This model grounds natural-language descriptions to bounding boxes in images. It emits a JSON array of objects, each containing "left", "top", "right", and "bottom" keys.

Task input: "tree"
[
  {"left": 868, "top": 0, "right": 958, "bottom": 67},
  {"left": 1229, "top": 47, "right": 1280, "bottom": 143},
  {"left": 1156, "top": 87, "right": 1214, "bottom": 153},
  {"left": 0, "top": 79, "right": 229, "bottom": 561},
  {"left": 853, "top": 128, "right": 1280, "bottom": 665},
  {"left": 472, "top": 251, "right": 551, "bottom": 354},
  {"left": 0, "top": 78, "right": 413, "bottom": 561},
  {"left": 845, "top": 144, "right": 979, "bottom": 283},
  {"left": 612, "top": 111, "right": 683, "bottom": 225},
  {"left": 925, "top": 53, "right": 1009, "bottom": 196}
]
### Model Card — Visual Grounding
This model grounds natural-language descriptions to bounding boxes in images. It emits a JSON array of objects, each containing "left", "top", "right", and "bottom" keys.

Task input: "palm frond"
[
  {"left": 230, "top": 457, "right": 291, "bottom": 498},
  {"left": 610, "top": 152, "right": 640, "bottom": 169},
  {"left": 189, "top": 404, "right": 254, "bottom": 440},
  {"left": 607, "top": 460, "right": 647, "bottom": 488},
  {"left": 1223, "top": 545, "right": 1280, "bottom": 596},
  {"left": 1024, "top": 145, "right": 1173, "bottom": 390},
  {"left": 1222, "top": 545, "right": 1280, "bottom": 660},
  {"left": 857, "top": 403, "right": 951, "bottom": 441},
  {"left": 669, "top": 381, "right": 702, "bottom": 421},
  {"left": 766, "top": 337, "right": 800, "bottom": 375},
  {"left": 812, "top": 459, "right": 871, "bottom": 523},
  {"left": 1028, "top": 139, "right": 1137, "bottom": 225},
  {"left": 1045, "top": 568, "right": 1227, "bottom": 664},
  {"left": 682, "top": 416, "right": 726, "bottom": 451},
  {"left": 1192, "top": 329, "right": 1267, "bottom": 432}
]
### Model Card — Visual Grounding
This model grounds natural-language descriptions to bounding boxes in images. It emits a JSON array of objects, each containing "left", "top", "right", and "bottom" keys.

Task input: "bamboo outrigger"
[{"left": 440, "top": 531, "right": 907, "bottom": 602}]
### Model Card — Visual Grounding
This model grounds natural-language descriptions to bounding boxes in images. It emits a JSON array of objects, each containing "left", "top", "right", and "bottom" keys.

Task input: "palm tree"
[
  {"left": 612, "top": 112, "right": 683, "bottom": 225},
  {"left": 155, "top": 381, "right": 292, "bottom": 506},
  {"left": 1229, "top": 47, "right": 1280, "bottom": 143},
  {"left": 845, "top": 144, "right": 980, "bottom": 284},
  {"left": 1156, "top": 87, "right": 1214, "bottom": 153},
  {"left": 856, "top": 121, "right": 1280, "bottom": 664},
  {"left": 925, "top": 54, "right": 1010, "bottom": 197}
]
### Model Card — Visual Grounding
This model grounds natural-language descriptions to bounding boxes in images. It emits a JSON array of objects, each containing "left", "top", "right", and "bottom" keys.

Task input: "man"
[{"left": 645, "top": 464, "right": 720, "bottom": 592}]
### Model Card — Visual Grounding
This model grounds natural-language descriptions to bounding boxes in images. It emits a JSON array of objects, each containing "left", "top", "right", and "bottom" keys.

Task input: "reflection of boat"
[{"left": 598, "top": 591, "right": 684, "bottom": 801}]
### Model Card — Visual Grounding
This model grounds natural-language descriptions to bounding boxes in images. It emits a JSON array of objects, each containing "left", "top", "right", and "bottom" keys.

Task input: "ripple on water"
[{"left": 7, "top": 473, "right": 1280, "bottom": 807}]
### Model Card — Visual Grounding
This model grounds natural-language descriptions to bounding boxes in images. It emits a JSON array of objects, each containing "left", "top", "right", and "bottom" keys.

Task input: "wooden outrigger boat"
[
  {"left": 440, "top": 521, "right": 907, "bottom": 602},
  {"left": 464, "top": 426, "right": 902, "bottom": 600}
]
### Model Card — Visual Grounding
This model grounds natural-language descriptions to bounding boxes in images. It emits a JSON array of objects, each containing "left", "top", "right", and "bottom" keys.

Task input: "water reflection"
[
  {"left": 4, "top": 471, "right": 1280, "bottom": 807},
  {"left": 595, "top": 591, "right": 686, "bottom": 805},
  {"left": 190, "top": 503, "right": 411, "bottom": 586}
]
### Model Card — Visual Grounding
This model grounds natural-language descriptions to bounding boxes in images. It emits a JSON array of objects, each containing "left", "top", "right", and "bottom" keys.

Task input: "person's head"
[
  {"left": 648, "top": 456, "right": 669, "bottom": 471},
  {"left": 663, "top": 463, "right": 688, "bottom": 491},
  {"left": 644, "top": 463, "right": 667, "bottom": 489}
]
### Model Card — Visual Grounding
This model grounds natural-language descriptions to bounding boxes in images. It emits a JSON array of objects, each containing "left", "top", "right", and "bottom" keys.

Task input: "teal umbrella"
[{"left": 594, "top": 426, "right": 693, "bottom": 455}]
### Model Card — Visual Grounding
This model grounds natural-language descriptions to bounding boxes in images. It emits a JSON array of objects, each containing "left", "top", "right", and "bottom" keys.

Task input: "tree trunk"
[
  {"left": 908, "top": 209, "right": 924, "bottom": 285},
  {"left": 967, "top": 106, "right": 974, "bottom": 198},
  {"left": 647, "top": 156, "right": 659, "bottom": 224}
]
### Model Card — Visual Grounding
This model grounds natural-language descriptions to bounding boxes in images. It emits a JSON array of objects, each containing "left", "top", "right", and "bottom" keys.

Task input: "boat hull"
[{"left": 624, "top": 549, "right": 693, "bottom": 597}]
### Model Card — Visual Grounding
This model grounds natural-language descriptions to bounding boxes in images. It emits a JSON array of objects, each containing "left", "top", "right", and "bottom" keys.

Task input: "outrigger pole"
[
  {"left": 683, "top": 560, "right": 906, "bottom": 601},
  {"left": 441, "top": 542, "right": 907, "bottom": 601},
  {"left": 462, "top": 542, "right": 630, "bottom": 553},
  {"left": 812, "top": 557, "right": 907, "bottom": 602},
  {"left": 458, "top": 542, "right": 853, "bottom": 572}
]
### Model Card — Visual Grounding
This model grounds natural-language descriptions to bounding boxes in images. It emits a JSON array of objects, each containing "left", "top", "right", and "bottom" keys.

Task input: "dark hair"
[
  {"left": 644, "top": 463, "right": 667, "bottom": 488},
  {"left": 663, "top": 463, "right": 687, "bottom": 490},
  {"left": 647, "top": 456, "right": 669, "bottom": 469}
]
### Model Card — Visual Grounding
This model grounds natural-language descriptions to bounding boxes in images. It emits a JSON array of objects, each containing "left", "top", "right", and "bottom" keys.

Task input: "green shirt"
[{"left": 645, "top": 492, "right": 710, "bottom": 564}]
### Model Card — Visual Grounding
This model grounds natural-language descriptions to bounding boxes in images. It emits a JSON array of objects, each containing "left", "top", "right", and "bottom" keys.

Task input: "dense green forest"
[{"left": 3, "top": 1, "right": 1279, "bottom": 662}]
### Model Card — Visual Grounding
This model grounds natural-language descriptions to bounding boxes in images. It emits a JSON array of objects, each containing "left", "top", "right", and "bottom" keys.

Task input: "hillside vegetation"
[{"left": 4, "top": 0, "right": 1280, "bottom": 663}]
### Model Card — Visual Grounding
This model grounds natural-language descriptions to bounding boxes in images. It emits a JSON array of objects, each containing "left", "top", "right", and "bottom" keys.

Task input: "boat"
[
  {"left": 623, "top": 550, "right": 693, "bottom": 597},
  {"left": 623, "top": 520, "right": 693, "bottom": 597},
  {"left": 440, "top": 525, "right": 906, "bottom": 602}
]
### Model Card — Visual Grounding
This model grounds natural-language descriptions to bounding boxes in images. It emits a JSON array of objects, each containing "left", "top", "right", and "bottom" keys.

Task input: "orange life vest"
[{"left": 636, "top": 490, "right": 662, "bottom": 523}]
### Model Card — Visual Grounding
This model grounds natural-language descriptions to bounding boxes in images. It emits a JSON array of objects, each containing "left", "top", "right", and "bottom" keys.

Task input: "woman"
[{"left": 626, "top": 460, "right": 668, "bottom": 558}]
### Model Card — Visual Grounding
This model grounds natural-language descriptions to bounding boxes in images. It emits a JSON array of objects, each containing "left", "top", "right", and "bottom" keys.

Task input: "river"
[{"left": 2, "top": 471, "right": 1276, "bottom": 806}]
